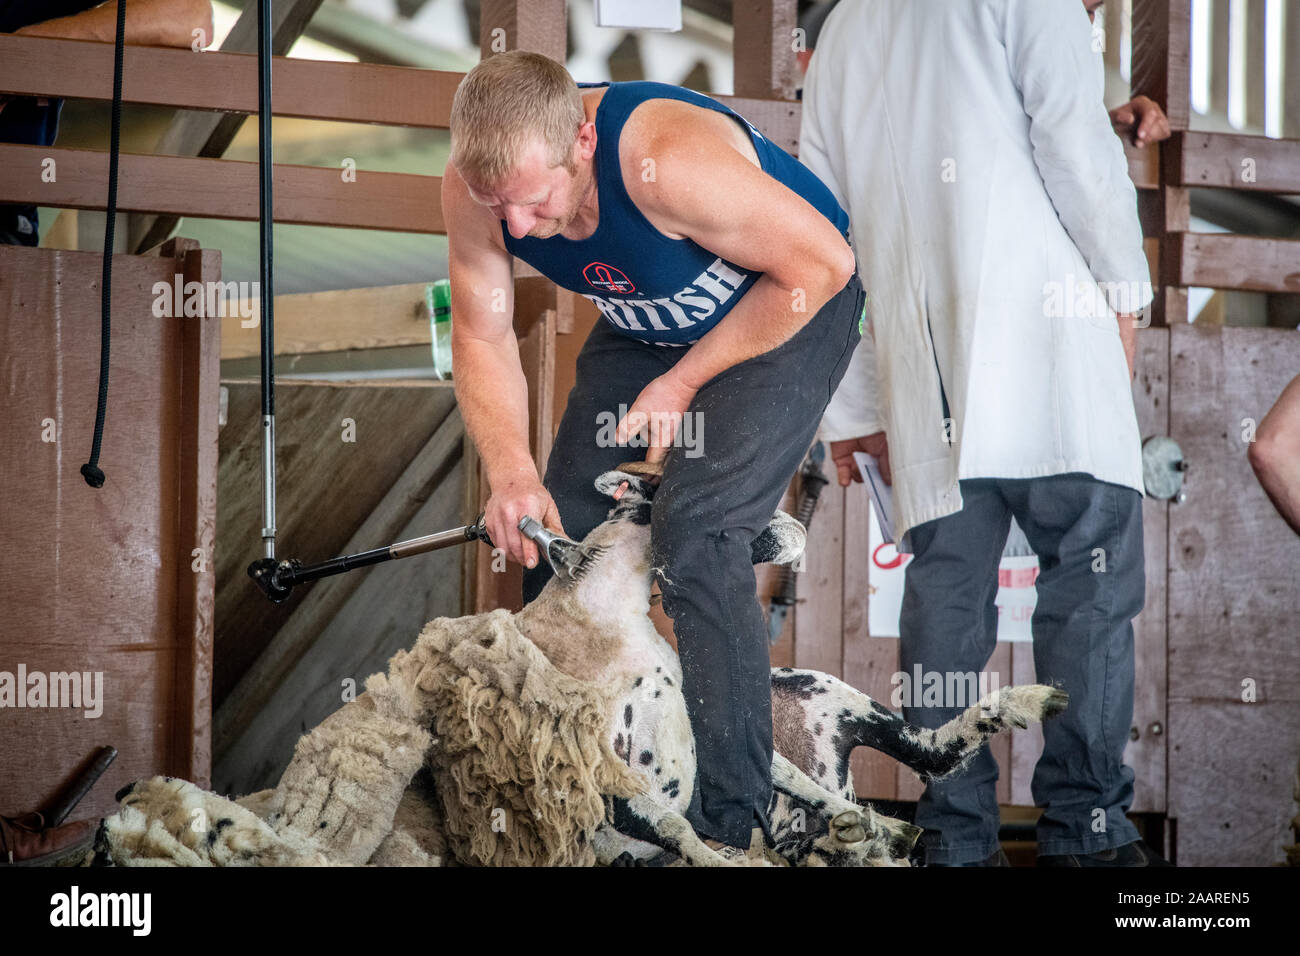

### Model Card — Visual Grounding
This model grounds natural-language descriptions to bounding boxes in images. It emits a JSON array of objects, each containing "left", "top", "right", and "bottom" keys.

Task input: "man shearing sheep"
[{"left": 443, "top": 51, "right": 864, "bottom": 857}]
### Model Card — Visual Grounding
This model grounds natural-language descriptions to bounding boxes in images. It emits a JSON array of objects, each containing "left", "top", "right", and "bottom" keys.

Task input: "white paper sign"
[
  {"left": 594, "top": 0, "right": 682, "bottom": 31},
  {"left": 859, "top": 473, "right": 1040, "bottom": 642}
]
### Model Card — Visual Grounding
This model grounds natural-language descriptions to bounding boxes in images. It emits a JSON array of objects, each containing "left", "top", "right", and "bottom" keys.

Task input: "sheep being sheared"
[
  {"left": 517, "top": 466, "right": 1068, "bottom": 866},
  {"left": 97, "top": 466, "right": 1066, "bottom": 867}
]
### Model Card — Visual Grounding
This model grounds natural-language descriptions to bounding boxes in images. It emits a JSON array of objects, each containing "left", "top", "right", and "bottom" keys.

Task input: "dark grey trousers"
[
  {"left": 523, "top": 272, "right": 866, "bottom": 846},
  {"left": 900, "top": 474, "right": 1145, "bottom": 863}
]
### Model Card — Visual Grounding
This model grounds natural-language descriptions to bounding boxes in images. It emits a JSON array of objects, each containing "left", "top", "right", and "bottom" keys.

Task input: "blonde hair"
[{"left": 449, "top": 51, "right": 585, "bottom": 187}]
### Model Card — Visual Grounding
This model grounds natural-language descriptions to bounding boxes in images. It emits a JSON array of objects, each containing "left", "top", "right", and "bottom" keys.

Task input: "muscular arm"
[
  {"left": 622, "top": 103, "right": 856, "bottom": 394},
  {"left": 1248, "top": 373, "right": 1300, "bottom": 536},
  {"left": 13, "top": 0, "right": 213, "bottom": 48},
  {"left": 443, "top": 162, "right": 562, "bottom": 566}
]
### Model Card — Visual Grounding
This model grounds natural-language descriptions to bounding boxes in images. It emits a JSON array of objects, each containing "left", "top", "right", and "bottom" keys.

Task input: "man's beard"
[{"left": 530, "top": 166, "right": 592, "bottom": 238}]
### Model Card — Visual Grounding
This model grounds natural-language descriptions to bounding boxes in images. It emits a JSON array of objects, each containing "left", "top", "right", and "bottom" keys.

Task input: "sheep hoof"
[
  {"left": 616, "top": 460, "right": 664, "bottom": 485},
  {"left": 831, "top": 810, "right": 867, "bottom": 844}
]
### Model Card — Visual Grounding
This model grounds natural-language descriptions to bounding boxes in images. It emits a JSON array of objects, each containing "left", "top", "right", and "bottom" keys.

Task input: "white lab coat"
[{"left": 801, "top": 0, "right": 1151, "bottom": 548}]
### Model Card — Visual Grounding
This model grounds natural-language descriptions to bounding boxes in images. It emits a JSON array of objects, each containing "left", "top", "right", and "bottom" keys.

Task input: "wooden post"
[
  {"left": 1132, "top": 0, "right": 1192, "bottom": 326},
  {"left": 733, "top": 0, "right": 798, "bottom": 101},
  {"left": 1131, "top": 0, "right": 1191, "bottom": 130},
  {"left": 479, "top": 0, "right": 567, "bottom": 61},
  {"left": 166, "top": 237, "right": 221, "bottom": 788}
]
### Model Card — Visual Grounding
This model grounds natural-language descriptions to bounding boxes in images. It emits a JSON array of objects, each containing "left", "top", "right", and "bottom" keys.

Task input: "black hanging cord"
[
  {"left": 80, "top": 0, "right": 128, "bottom": 489},
  {"left": 257, "top": 0, "right": 278, "bottom": 561},
  {"left": 259, "top": 0, "right": 274, "bottom": 424}
]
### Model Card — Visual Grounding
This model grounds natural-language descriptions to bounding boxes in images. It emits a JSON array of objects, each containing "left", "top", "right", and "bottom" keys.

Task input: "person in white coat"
[{"left": 801, "top": 0, "right": 1170, "bottom": 866}]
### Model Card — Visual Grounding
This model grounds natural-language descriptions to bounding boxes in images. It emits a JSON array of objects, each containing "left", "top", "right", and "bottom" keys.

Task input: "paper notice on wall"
[
  {"left": 858, "top": 461, "right": 1040, "bottom": 642},
  {"left": 594, "top": 0, "right": 682, "bottom": 30}
]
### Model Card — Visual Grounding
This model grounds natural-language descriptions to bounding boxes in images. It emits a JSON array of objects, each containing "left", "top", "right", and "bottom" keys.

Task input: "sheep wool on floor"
[{"left": 94, "top": 606, "right": 645, "bottom": 866}]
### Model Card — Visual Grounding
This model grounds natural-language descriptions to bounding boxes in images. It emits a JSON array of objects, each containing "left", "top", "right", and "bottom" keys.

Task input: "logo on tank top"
[
  {"left": 583, "top": 262, "right": 636, "bottom": 294},
  {"left": 584, "top": 256, "right": 752, "bottom": 342}
]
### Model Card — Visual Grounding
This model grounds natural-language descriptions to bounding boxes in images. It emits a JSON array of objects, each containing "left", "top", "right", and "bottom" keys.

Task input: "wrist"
[
  {"left": 665, "top": 357, "right": 709, "bottom": 394},
  {"left": 486, "top": 456, "right": 538, "bottom": 491}
]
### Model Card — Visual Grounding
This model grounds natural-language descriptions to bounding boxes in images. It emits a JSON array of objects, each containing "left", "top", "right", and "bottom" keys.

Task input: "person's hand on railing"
[{"left": 1109, "top": 95, "right": 1171, "bottom": 148}]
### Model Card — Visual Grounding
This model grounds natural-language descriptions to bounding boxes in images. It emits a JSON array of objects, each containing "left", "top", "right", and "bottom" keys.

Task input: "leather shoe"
[{"left": 0, "top": 812, "right": 96, "bottom": 867}]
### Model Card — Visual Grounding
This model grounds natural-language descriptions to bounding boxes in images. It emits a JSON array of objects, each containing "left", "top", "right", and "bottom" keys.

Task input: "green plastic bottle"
[{"left": 428, "top": 279, "right": 453, "bottom": 380}]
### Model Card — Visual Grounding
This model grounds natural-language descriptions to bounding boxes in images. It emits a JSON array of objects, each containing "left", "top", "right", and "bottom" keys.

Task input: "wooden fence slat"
[
  {"left": 1171, "top": 131, "right": 1300, "bottom": 192},
  {"left": 0, "top": 144, "right": 443, "bottom": 234},
  {"left": 0, "top": 34, "right": 459, "bottom": 128},
  {"left": 224, "top": 283, "right": 436, "bottom": 360},
  {"left": 841, "top": 485, "right": 900, "bottom": 800},
  {"left": 170, "top": 243, "right": 221, "bottom": 787},
  {"left": 1129, "top": 327, "right": 1170, "bottom": 814},
  {"left": 793, "top": 479, "right": 845, "bottom": 678},
  {"left": 1171, "top": 233, "right": 1300, "bottom": 293}
]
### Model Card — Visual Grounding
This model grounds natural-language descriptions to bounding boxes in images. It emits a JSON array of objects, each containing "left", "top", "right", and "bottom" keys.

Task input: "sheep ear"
[
  {"left": 750, "top": 510, "right": 806, "bottom": 566},
  {"left": 594, "top": 469, "right": 655, "bottom": 503}
]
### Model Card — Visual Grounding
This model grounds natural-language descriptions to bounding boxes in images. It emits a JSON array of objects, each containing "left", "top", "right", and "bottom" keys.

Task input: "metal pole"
[{"left": 258, "top": 0, "right": 276, "bottom": 560}]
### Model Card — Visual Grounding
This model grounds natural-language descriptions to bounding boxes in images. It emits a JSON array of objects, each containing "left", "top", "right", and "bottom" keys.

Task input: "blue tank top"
[{"left": 501, "top": 81, "right": 850, "bottom": 347}]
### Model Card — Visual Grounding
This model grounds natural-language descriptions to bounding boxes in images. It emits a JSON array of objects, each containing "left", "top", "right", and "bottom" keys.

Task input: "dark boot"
[
  {"left": 1037, "top": 839, "right": 1171, "bottom": 867},
  {"left": 0, "top": 812, "right": 96, "bottom": 867},
  {"left": 921, "top": 846, "right": 1011, "bottom": 867}
]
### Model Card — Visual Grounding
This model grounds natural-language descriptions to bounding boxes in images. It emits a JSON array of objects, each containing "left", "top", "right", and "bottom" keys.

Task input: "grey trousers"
[
  {"left": 900, "top": 474, "right": 1145, "bottom": 863},
  {"left": 523, "top": 272, "right": 866, "bottom": 846}
]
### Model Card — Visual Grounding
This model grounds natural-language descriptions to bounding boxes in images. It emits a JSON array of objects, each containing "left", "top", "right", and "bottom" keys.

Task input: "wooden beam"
[
  {"left": 129, "top": 0, "right": 326, "bottom": 254},
  {"left": 224, "top": 283, "right": 435, "bottom": 359},
  {"left": 169, "top": 239, "right": 221, "bottom": 788},
  {"left": 1170, "top": 232, "right": 1300, "bottom": 293},
  {"left": 520, "top": 308, "right": 557, "bottom": 476},
  {"left": 733, "top": 0, "right": 797, "bottom": 101},
  {"left": 480, "top": 0, "right": 567, "bottom": 60},
  {"left": 1170, "top": 130, "right": 1300, "bottom": 192},
  {"left": 0, "top": 144, "right": 444, "bottom": 233},
  {"left": 224, "top": 277, "right": 576, "bottom": 359},
  {"left": 0, "top": 34, "right": 459, "bottom": 128},
  {"left": 1131, "top": 0, "right": 1191, "bottom": 130}
]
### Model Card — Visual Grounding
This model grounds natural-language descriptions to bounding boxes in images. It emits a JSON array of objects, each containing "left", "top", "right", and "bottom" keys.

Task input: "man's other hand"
[
  {"left": 1109, "top": 95, "right": 1171, "bottom": 148},
  {"left": 615, "top": 372, "right": 698, "bottom": 469},
  {"left": 485, "top": 470, "right": 568, "bottom": 570},
  {"left": 829, "top": 432, "right": 890, "bottom": 487}
]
